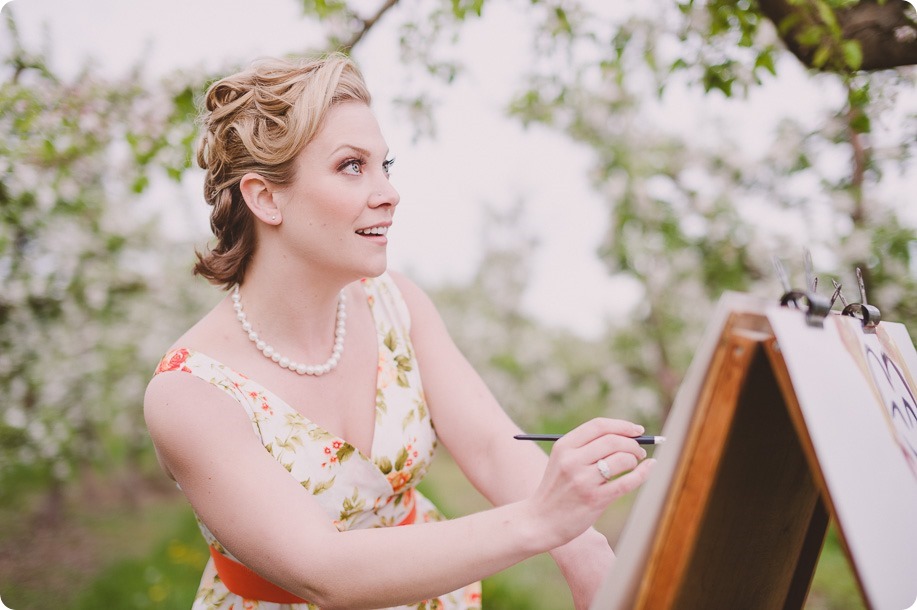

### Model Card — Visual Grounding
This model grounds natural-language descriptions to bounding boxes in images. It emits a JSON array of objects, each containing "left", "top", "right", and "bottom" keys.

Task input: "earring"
[{"left": 271, "top": 215, "right": 277, "bottom": 221}]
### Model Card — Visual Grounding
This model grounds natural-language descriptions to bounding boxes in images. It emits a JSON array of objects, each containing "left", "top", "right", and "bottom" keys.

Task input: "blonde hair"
[{"left": 194, "top": 53, "right": 372, "bottom": 287}]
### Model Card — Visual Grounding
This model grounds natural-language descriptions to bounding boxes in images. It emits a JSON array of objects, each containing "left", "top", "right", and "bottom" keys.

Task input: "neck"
[{"left": 233, "top": 259, "right": 357, "bottom": 361}]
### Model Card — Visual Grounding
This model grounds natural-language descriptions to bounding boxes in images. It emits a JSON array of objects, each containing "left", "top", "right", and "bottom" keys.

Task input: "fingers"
[
  {"left": 599, "top": 457, "right": 656, "bottom": 497},
  {"left": 555, "top": 418, "right": 648, "bottom": 475},
  {"left": 595, "top": 451, "right": 640, "bottom": 481},
  {"left": 580, "top": 433, "right": 646, "bottom": 466},
  {"left": 557, "top": 418, "right": 644, "bottom": 450}
]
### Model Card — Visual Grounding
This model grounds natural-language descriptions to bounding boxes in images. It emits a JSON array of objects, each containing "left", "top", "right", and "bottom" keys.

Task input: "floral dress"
[{"left": 154, "top": 273, "right": 483, "bottom": 610}]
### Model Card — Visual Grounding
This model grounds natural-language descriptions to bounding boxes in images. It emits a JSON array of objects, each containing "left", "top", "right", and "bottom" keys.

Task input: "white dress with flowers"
[{"left": 154, "top": 273, "right": 483, "bottom": 610}]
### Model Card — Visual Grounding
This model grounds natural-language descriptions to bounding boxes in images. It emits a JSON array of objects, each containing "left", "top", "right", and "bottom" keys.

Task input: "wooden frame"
[{"left": 593, "top": 293, "right": 917, "bottom": 610}]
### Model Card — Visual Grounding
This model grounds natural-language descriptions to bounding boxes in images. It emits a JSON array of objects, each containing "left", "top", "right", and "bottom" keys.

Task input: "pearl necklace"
[{"left": 231, "top": 285, "right": 346, "bottom": 376}]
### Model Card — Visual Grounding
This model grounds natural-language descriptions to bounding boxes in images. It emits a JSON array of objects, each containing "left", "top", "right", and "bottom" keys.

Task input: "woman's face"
[{"left": 273, "top": 101, "right": 400, "bottom": 280}]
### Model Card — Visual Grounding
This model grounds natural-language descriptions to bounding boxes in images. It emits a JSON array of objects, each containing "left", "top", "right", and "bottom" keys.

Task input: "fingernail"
[{"left": 634, "top": 424, "right": 645, "bottom": 435}]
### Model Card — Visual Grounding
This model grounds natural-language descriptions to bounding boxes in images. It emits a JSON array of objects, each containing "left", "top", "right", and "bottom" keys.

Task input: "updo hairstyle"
[{"left": 194, "top": 53, "right": 372, "bottom": 288}]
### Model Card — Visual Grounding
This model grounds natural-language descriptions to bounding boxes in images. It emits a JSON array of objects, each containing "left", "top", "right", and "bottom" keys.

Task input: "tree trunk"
[{"left": 757, "top": 0, "right": 917, "bottom": 71}]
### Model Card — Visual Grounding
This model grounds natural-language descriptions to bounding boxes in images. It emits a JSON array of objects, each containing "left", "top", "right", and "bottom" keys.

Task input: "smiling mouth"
[{"left": 356, "top": 226, "right": 389, "bottom": 236}]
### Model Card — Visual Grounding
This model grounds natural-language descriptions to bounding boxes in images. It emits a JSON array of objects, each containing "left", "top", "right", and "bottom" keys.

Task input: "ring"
[{"left": 596, "top": 458, "right": 613, "bottom": 481}]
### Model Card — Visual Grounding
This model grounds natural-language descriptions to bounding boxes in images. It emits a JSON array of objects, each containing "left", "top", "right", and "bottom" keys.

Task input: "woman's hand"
[
  {"left": 552, "top": 528, "right": 615, "bottom": 610},
  {"left": 525, "top": 418, "right": 655, "bottom": 550}
]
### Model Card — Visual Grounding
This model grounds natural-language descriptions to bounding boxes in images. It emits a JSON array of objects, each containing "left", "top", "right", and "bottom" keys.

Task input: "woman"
[{"left": 144, "top": 53, "right": 654, "bottom": 610}]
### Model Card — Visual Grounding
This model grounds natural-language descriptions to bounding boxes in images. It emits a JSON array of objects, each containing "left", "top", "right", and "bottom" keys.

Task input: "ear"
[{"left": 239, "top": 173, "right": 282, "bottom": 225}]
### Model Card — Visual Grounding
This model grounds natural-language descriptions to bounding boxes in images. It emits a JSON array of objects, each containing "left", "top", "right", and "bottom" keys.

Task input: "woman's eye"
[
  {"left": 382, "top": 158, "right": 396, "bottom": 176},
  {"left": 344, "top": 160, "right": 362, "bottom": 174}
]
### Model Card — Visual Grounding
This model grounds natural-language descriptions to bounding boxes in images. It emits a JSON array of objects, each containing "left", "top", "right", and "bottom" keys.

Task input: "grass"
[
  {"left": 0, "top": 477, "right": 206, "bottom": 610},
  {"left": 69, "top": 509, "right": 207, "bottom": 610}
]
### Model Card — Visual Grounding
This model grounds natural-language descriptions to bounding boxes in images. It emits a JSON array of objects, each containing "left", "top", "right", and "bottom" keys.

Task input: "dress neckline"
[
  {"left": 160, "top": 278, "right": 387, "bottom": 472},
  {"left": 182, "top": 348, "right": 385, "bottom": 465}
]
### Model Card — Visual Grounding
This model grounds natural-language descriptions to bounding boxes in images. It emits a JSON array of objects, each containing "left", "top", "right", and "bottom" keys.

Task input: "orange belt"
[{"left": 210, "top": 491, "right": 418, "bottom": 603}]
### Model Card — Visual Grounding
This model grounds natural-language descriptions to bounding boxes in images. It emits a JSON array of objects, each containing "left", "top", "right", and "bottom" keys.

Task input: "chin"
[
  {"left": 364, "top": 262, "right": 388, "bottom": 279},
  {"left": 357, "top": 255, "right": 388, "bottom": 279}
]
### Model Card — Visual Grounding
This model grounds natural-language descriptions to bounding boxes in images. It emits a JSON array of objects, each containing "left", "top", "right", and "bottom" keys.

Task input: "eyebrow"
[{"left": 329, "top": 144, "right": 390, "bottom": 159}]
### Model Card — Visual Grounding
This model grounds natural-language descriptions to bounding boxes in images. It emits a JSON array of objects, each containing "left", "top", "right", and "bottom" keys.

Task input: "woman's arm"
[
  {"left": 392, "top": 271, "right": 651, "bottom": 609},
  {"left": 144, "top": 369, "right": 650, "bottom": 610}
]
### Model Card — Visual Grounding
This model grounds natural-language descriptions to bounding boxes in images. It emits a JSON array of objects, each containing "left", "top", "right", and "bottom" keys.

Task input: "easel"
[{"left": 593, "top": 270, "right": 917, "bottom": 610}]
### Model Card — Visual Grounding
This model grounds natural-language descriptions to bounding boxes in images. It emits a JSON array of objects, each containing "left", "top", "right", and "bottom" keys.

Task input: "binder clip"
[
  {"left": 833, "top": 269, "right": 881, "bottom": 330},
  {"left": 773, "top": 254, "right": 831, "bottom": 328}
]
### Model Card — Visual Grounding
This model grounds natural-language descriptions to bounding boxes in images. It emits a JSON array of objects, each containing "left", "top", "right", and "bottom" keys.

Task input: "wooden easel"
[{"left": 593, "top": 293, "right": 917, "bottom": 610}]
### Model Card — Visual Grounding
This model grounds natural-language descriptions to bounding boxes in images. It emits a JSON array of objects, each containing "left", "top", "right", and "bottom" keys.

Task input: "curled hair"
[{"left": 193, "top": 53, "right": 372, "bottom": 287}]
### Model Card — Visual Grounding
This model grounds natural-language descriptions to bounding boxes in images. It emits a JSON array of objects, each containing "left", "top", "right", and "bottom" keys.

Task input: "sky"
[{"left": 4, "top": 0, "right": 907, "bottom": 337}]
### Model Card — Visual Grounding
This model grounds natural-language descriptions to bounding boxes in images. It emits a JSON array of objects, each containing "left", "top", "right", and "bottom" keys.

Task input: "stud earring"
[{"left": 271, "top": 215, "right": 277, "bottom": 221}]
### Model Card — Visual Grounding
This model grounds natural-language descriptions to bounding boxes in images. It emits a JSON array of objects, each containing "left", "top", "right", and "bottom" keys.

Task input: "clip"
[
  {"left": 779, "top": 290, "right": 832, "bottom": 328},
  {"left": 838, "top": 268, "right": 881, "bottom": 330},
  {"left": 774, "top": 253, "right": 831, "bottom": 328}
]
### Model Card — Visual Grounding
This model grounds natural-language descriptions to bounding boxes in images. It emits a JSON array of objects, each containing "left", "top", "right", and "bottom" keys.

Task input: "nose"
[{"left": 370, "top": 176, "right": 400, "bottom": 209}]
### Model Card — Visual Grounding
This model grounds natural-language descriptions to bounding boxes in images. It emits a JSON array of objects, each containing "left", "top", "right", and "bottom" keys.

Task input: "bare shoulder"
[
  {"left": 386, "top": 270, "right": 437, "bottom": 319},
  {"left": 143, "top": 367, "right": 257, "bottom": 479}
]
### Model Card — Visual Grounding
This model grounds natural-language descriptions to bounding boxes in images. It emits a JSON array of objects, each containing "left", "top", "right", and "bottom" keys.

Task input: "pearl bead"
[{"left": 232, "top": 284, "right": 346, "bottom": 377}]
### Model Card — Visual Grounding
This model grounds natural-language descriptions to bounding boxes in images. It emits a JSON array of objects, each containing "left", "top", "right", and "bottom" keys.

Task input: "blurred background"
[{"left": 2, "top": 0, "right": 915, "bottom": 607}]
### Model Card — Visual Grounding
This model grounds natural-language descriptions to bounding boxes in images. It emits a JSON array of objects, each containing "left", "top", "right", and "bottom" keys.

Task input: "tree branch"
[
  {"left": 338, "top": 0, "right": 401, "bottom": 52},
  {"left": 756, "top": 0, "right": 917, "bottom": 71}
]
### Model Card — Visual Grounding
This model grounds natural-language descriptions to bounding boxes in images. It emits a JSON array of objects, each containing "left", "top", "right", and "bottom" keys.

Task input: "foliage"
[
  {"left": 428, "top": 204, "right": 656, "bottom": 431},
  {"left": 386, "top": 0, "right": 917, "bottom": 417},
  {"left": 0, "top": 13, "right": 211, "bottom": 500},
  {"left": 294, "top": 0, "right": 916, "bottom": 416}
]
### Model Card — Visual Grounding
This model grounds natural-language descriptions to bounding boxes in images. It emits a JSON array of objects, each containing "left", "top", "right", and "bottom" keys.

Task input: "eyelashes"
[{"left": 338, "top": 156, "right": 396, "bottom": 176}]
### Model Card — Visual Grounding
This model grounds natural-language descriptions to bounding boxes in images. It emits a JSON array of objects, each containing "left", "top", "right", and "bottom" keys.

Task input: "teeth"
[{"left": 357, "top": 226, "right": 388, "bottom": 236}]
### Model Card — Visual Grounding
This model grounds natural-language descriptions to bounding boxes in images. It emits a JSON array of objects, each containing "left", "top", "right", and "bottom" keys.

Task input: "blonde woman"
[{"left": 144, "top": 53, "right": 654, "bottom": 610}]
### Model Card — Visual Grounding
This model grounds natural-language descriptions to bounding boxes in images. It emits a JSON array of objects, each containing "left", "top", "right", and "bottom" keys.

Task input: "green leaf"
[
  {"left": 394, "top": 447, "right": 408, "bottom": 471},
  {"left": 336, "top": 444, "right": 355, "bottom": 463},
  {"left": 753, "top": 50, "right": 776, "bottom": 76},
  {"left": 131, "top": 175, "right": 149, "bottom": 194},
  {"left": 312, "top": 476, "right": 336, "bottom": 495},
  {"left": 554, "top": 7, "right": 572, "bottom": 35},
  {"left": 796, "top": 24, "right": 826, "bottom": 48},
  {"left": 402, "top": 409, "right": 416, "bottom": 431},
  {"left": 396, "top": 371, "right": 410, "bottom": 388},
  {"left": 778, "top": 13, "right": 802, "bottom": 35},
  {"left": 816, "top": 2, "right": 840, "bottom": 34},
  {"left": 394, "top": 354, "right": 412, "bottom": 372},
  {"left": 376, "top": 456, "right": 393, "bottom": 474},
  {"left": 849, "top": 110, "right": 871, "bottom": 134},
  {"left": 669, "top": 58, "right": 689, "bottom": 73},
  {"left": 812, "top": 43, "right": 832, "bottom": 68},
  {"left": 842, "top": 40, "right": 863, "bottom": 71},
  {"left": 384, "top": 329, "right": 397, "bottom": 352}
]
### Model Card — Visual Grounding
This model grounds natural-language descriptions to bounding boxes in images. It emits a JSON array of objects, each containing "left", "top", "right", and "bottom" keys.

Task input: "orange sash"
[{"left": 210, "top": 490, "right": 418, "bottom": 603}]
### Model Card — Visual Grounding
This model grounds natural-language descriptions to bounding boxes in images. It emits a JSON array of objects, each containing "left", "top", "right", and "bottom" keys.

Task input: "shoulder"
[
  {"left": 381, "top": 271, "right": 455, "bottom": 350},
  {"left": 385, "top": 270, "right": 436, "bottom": 316},
  {"left": 359, "top": 271, "right": 439, "bottom": 335},
  {"left": 143, "top": 360, "right": 257, "bottom": 478}
]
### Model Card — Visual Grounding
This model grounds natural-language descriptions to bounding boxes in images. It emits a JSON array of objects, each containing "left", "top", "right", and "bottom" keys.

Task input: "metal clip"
[
  {"left": 774, "top": 253, "right": 830, "bottom": 328},
  {"left": 839, "top": 267, "right": 881, "bottom": 330}
]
